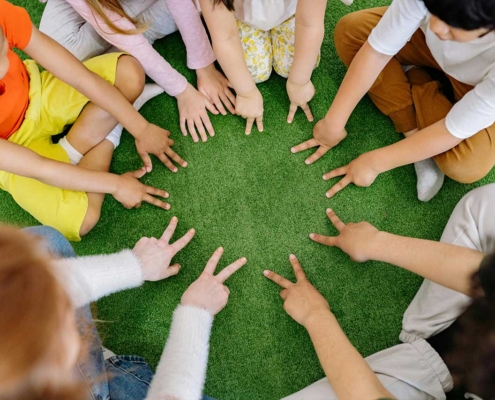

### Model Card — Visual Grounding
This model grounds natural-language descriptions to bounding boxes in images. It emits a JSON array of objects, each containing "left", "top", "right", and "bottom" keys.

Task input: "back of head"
[
  {"left": 0, "top": 227, "right": 84, "bottom": 400},
  {"left": 422, "top": 0, "right": 495, "bottom": 31},
  {"left": 447, "top": 252, "right": 495, "bottom": 398}
]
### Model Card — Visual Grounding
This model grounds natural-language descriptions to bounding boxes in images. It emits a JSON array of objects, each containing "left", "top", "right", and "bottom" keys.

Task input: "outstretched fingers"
[
  {"left": 160, "top": 216, "right": 178, "bottom": 243},
  {"left": 325, "top": 175, "right": 352, "bottom": 199},
  {"left": 305, "top": 145, "right": 328, "bottom": 165},
  {"left": 171, "top": 228, "right": 196, "bottom": 253},
  {"left": 216, "top": 257, "right": 247, "bottom": 283},
  {"left": 263, "top": 269, "right": 292, "bottom": 289},
  {"left": 326, "top": 208, "right": 346, "bottom": 231},
  {"left": 289, "top": 254, "right": 306, "bottom": 281},
  {"left": 203, "top": 247, "right": 224, "bottom": 275},
  {"left": 309, "top": 233, "right": 336, "bottom": 247},
  {"left": 291, "top": 138, "right": 318, "bottom": 154}
]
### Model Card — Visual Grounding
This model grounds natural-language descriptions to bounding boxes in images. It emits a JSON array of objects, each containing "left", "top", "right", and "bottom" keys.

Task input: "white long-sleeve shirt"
[
  {"left": 368, "top": 0, "right": 495, "bottom": 139},
  {"left": 52, "top": 251, "right": 212, "bottom": 400}
]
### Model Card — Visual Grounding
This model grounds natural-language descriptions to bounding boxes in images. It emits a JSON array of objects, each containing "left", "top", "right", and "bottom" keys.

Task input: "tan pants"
[{"left": 334, "top": 7, "right": 495, "bottom": 183}]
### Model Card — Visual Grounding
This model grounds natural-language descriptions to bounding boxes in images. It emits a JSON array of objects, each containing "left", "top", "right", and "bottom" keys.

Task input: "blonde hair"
[
  {"left": 0, "top": 227, "right": 87, "bottom": 400},
  {"left": 84, "top": 0, "right": 149, "bottom": 35}
]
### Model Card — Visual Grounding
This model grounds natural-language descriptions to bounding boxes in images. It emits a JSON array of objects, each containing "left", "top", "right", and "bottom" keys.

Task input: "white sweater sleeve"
[
  {"left": 368, "top": 0, "right": 427, "bottom": 56},
  {"left": 52, "top": 250, "right": 143, "bottom": 309},
  {"left": 145, "top": 305, "right": 213, "bottom": 400}
]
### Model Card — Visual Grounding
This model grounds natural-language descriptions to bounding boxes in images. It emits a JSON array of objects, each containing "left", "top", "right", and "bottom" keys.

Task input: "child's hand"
[
  {"left": 310, "top": 209, "right": 380, "bottom": 263},
  {"left": 113, "top": 168, "right": 170, "bottom": 210},
  {"left": 197, "top": 64, "right": 236, "bottom": 116},
  {"left": 235, "top": 88, "right": 264, "bottom": 135},
  {"left": 323, "top": 152, "right": 382, "bottom": 198},
  {"left": 134, "top": 124, "right": 187, "bottom": 173},
  {"left": 286, "top": 80, "right": 315, "bottom": 123},
  {"left": 176, "top": 83, "right": 217, "bottom": 143},
  {"left": 181, "top": 247, "right": 247, "bottom": 315},
  {"left": 133, "top": 216, "right": 195, "bottom": 281},
  {"left": 264, "top": 254, "right": 331, "bottom": 327},
  {"left": 291, "top": 118, "right": 347, "bottom": 164}
]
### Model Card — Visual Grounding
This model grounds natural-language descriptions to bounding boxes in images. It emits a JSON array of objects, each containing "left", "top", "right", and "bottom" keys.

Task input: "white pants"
[
  {"left": 284, "top": 184, "right": 495, "bottom": 400},
  {"left": 39, "top": 0, "right": 177, "bottom": 61}
]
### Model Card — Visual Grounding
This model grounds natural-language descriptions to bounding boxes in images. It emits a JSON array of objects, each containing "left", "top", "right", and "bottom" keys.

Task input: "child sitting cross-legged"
[
  {"left": 293, "top": 0, "right": 495, "bottom": 201},
  {"left": 0, "top": 0, "right": 186, "bottom": 241}
]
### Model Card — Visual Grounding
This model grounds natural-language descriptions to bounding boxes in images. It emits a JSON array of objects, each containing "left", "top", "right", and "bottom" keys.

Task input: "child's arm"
[
  {"left": 286, "top": 0, "right": 327, "bottom": 123},
  {"left": 65, "top": 0, "right": 216, "bottom": 143},
  {"left": 265, "top": 256, "right": 395, "bottom": 400},
  {"left": 199, "top": 0, "right": 263, "bottom": 135},
  {"left": 23, "top": 25, "right": 186, "bottom": 172},
  {"left": 166, "top": 0, "right": 236, "bottom": 116},
  {"left": 0, "top": 140, "right": 170, "bottom": 210},
  {"left": 322, "top": 119, "right": 461, "bottom": 198},
  {"left": 310, "top": 209, "right": 484, "bottom": 295}
]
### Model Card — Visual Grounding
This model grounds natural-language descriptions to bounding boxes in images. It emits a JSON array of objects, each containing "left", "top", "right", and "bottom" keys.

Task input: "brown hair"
[
  {"left": 213, "top": 0, "right": 235, "bottom": 11},
  {"left": 0, "top": 227, "right": 87, "bottom": 400},
  {"left": 84, "top": 0, "right": 148, "bottom": 35}
]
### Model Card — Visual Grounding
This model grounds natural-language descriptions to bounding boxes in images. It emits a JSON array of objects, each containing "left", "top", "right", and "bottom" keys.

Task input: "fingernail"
[
  {"left": 218, "top": 247, "right": 224, "bottom": 252},
  {"left": 166, "top": 204, "right": 171, "bottom": 210},
  {"left": 289, "top": 254, "right": 295, "bottom": 259},
  {"left": 189, "top": 228, "right": 195, "bottom": 234},
  {"left": 326, "top": 192, "right": 331, "bottom": 198},
  {"left": 172, "top": 216, "right": 177, "bottom": 221},
  {"left": 246, "top": 132, "right": 251, "bottom": 135},
  {"left": 322, "top": 175, "right": 327, "bottom": 180},
  {"left": 165, "top": 193, "right": 170, "bottom": 198},
  {"left": 290, "top": 147, "right": 296, "bottom": 153},
  {"left": 263, "top": 270, "right": 270, "bottom": 276},
  {"left": 305, "top": 160, "right": 311, "bottom": 165},
  {"left": 326, "top": 208, "right": 332, "bottom": 213},
  {"left": 309, "top": 233, "right": 315, "bottom": 239},
  {"left": 182, "top": 162, "right": 188, "bottom": 167},
  {"left": 241, "top": 257, "right": 247, "bottom": 262}
]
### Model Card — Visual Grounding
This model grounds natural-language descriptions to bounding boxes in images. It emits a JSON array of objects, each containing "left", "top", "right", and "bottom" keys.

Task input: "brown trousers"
[{"left": 334, "top": 7, "right": 495, "bottom": 183}]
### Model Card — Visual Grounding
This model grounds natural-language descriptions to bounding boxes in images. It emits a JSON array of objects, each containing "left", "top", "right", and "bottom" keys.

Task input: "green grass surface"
[{"left": 5, "top": 1, "right": 494, "bottom": 398}]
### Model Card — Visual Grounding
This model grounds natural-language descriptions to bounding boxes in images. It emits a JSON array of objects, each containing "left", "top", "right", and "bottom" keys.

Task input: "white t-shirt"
[
  {"left": 368, "top": 0, "right": 495, "bottom": 139},
  {"left": 233, "top": 0, "right": 298, "bottom": 31}
]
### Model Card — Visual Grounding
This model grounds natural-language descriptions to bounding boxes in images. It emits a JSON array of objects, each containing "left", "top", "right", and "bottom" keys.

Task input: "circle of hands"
[{"left": 122, "top": 73, "right": 381, "bottom": 318}]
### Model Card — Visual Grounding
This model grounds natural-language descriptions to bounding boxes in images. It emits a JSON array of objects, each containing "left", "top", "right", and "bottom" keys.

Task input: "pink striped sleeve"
[
  {"left": 165, "top": 0, "right": 216, "bottom": 70},
  {"left": 66, "top": 0, "right": 188, "bottom": 96}
]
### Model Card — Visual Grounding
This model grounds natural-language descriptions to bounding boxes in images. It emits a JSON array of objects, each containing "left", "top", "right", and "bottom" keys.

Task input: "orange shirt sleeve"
[{"left": 0, "top": 0, "right": 33, "bottom": 50}]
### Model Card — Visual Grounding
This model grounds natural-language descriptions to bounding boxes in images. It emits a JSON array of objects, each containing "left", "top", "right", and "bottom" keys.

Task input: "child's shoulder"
[{"left": 0, "top": 0, "right": 33, "bottom": 50}]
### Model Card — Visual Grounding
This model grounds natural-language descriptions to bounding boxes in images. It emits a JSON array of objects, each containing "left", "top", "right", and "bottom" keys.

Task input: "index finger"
[
  {"left": 160, "top": 216, "right": 178, "bottom": 243},
  {"left": 164, "top": 147, "right": 188, "bottom": 168},
  {"left": 326, "top": 175, "right": 352, "bottom": 199},
  {"left": 291, "top": 138, "right": 318, "bottom": 154},
  {"left": 146, "top": 185, "right": 169, "bottom": 199},
  {"left": 263, "top": 270, "right": 292, "bottom": 289},
  {"left": 326, "top": 208, "right": 346, "bottom": 231},
  {"left": 170, "top": 228, "right": 196, "bottom": 253},
  {"left": 323, "top": 166, "right": 349, "bottom": 181},
  {"left": 142, "top": 194, "right": 170, "bottom": 210},
  {"left": 203, "top": 247, "right": 224, "bottom": 275},
  {"left": 245, "top": 118, "right": 254, "bottom": 135},
  {"left": 287, "top": 103, "right": 297, "bottom": 123},
  {"left": 215, "top": 257, "right": 247, "bottom": 283},
  {"left": 289, "top": 254, "right": 306, "bottom": 281}
]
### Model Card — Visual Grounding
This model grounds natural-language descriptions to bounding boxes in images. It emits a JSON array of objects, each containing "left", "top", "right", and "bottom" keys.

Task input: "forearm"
[
  {"left": 372, "top": 119, "right": 462, "bottom": 173},
  {"left": 288, "top": 0, "right": 326, "bottom": 85},
  {"left": 306, "top": 310, "right": 394, "bottom": 400},
  {"left": 145, "top": 305, "right": 213, "bottom": 400},
  {"left": 370, "top": 232, "right": 483, "bottom": 295},
  {"left": 325, "top": 41, "right": 391, "bottom": 130},
  {"left": 53, "top": 250, "right": 143, "bottom": 308}
]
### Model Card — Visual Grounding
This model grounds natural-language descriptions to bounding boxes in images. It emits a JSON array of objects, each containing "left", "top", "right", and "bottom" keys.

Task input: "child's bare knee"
[
  {"left": 115, "top": 55, "right": 146, "bottom": 102},
  {"left": 79, "top": 206, "right": 101, "bottom": 237}
]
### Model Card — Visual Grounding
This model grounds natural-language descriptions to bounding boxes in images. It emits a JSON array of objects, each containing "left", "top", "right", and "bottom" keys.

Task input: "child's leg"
[
  {"left": 39, "top": 0, "right": 110, "bottom": 61},
  {"left": 237, "top": 21, "right": 273, "bottom": 83},
  {"left": 64, "top": 55, "right": 145, "bottom": 157}
]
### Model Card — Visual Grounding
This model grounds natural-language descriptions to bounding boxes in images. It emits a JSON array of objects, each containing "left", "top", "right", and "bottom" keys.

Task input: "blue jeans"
[{"left": 26, "top": 226, "right": 214, "bottom": 400}]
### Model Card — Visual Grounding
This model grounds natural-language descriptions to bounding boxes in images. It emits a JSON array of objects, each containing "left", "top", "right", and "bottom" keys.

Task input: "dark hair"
[
  {"left": 422, "top": 0, "right": 495, "bottom": 31},
  {"left": 446, "top": 252, "right": 495, "bottom": 398},
  {"left": 213, "top": 0, "right": 235, "bottom": 12}
]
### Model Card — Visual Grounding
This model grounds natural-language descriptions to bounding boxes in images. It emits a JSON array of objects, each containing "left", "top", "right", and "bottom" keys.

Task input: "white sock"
[
  {"left": 59, "top": 137, "right": 83, "bottom": 165},
  {"left": 414, "top": 158, "right": 445, "bottom": 202},
  {"left": 105, "top": 83, "right": 165, "bottom": 149}
]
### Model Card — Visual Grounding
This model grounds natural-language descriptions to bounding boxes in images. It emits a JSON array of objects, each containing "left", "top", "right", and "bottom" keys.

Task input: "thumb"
[
  {"left": 139, "top": 152, "right": 153, "bottom": 173},
  {"left": 167, "top": 263, "right": 181, "bottom": 277},
  {"left": 131, "top": 167, "right": 147, "bottom": 179}
]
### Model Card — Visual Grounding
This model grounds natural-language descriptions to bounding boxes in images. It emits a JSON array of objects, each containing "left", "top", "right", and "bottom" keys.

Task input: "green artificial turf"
[{"left": 4, "top": 1, "right": 494, "bottom": 398}]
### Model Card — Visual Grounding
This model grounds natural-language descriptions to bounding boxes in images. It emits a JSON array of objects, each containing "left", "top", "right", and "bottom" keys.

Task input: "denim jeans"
[{"left": 26, "top": 226, "right": 214, "bottom": 400}]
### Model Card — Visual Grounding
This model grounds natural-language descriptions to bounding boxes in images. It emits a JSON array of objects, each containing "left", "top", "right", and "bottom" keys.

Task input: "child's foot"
[
  {"left": 414, "top": 158, "right": 445, "bottom": 202},
  {"left": 133, "top": 83, "right": 164, "bottom": 110},
  {"left": 106, "top": 84, "right": 164, "bottom": 148}
]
